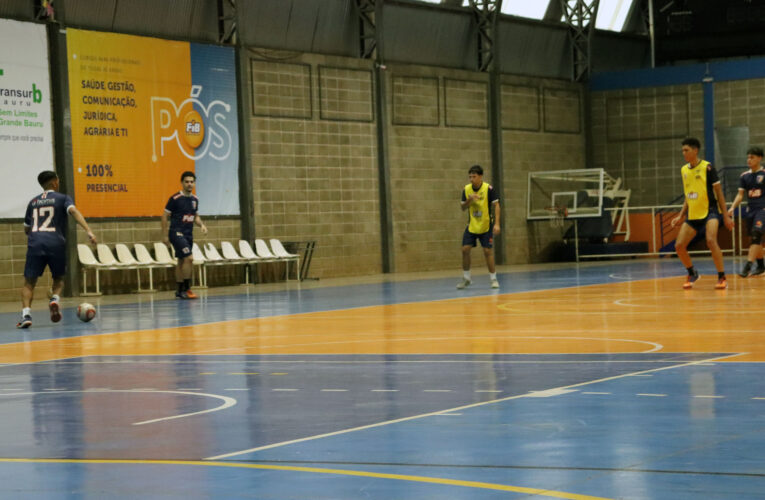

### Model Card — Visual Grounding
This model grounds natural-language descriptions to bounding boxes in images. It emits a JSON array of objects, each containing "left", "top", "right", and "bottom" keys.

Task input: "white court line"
[
  {"left": 272, "top": 389, "right": 298, "bottom": 392},
  {"left": 183, "top": 335, "right": 665, "bottom": 356},
  {"left": 694, "top": 395, "right": 724, "bottom": 399},
  {"left": 637, "top": 393, "right": 666, "bottom": 397},
  {"left": 371, "top": 389, "right": 399, "bottom": 392},
  {"left": 423, "top": 389, "right": 452, "bottom": 393},
  {"left": 475, "top": 390, "right": 502, "bottom": 393},
  {"left": 205, "top": 352, "right": 742, "bottom": 460},
  {"left": 321, "top": 389, "right": 348, "bottom": 392},
  {"left": 0, "top": 389, "right": 236, "bottom": 426},
  {"left": 224, "top": 388, "right": 249, "bottom": 391}
]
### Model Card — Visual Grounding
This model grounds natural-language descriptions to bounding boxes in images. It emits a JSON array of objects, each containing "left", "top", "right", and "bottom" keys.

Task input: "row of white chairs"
[{"left": 77, "top": 239, "right": 300, "bottom": 295}]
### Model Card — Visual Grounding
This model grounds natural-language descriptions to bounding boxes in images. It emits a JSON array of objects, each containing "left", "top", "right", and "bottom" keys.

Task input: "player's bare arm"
[
  {"left": 714, "top": 182, "right": 735, "bottom": 230},
  {"left": 671, "top": 201, "right": 688, "bottom": 227},
  {"left": 728, "top": 188, "right": 745, "bottom": 216},
  {"left": 69, "top": 206, "right": 96, "bottom": 244},
  {"left": 195, "top": 215, "right": 208, "bottom": 234},
  {"left": 493, "top": 202, "right": 500, "bottom": 235}
]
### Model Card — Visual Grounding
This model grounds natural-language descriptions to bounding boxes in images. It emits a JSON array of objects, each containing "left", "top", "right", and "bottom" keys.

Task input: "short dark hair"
[
  {"left": 747, "top": 146, "right": 764, "bottom": 157},
  {"left": 681, "top": 137, "right": 701, "bottom": 150},
  {"left": 468, "top": 165, "right": 483, "bottom": 176},
  {"left": 180, "top": 171, "right": 196, "bottom": 182},
  {"left": 37, "top": 171, "right": 58, "bottom": 188}
]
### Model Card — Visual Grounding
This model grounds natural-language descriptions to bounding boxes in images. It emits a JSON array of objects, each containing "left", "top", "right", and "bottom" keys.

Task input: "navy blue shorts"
[
  {"left": 462, "top": 227, "right": 493, "bottom": 248},
  {"left": 24, "top": 243, "right": 66, "bottom": 279},
  {"left": 169, "top": 231, "right": 193, "bottom": 259},
  {"left": 744, "top": 208, "right": 765, "bottom": 236},
  {"left": 684, "top": 206, "right": 721, "bottom": 232}
]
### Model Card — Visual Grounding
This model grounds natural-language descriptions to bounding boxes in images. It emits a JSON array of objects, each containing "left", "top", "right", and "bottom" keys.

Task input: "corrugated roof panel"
[
  {"left": 62, "top": 0, "right": 218, "bottom": 43},
  {"left": 240, "top": 0, "right": 356, "bottom": 56},
  {"left": 0, "top": 0, "right": 37, "bottom": 20}
]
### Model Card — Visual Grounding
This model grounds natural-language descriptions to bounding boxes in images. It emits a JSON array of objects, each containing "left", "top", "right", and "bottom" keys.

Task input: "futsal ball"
[{"left": 77, "top": 303, "right": 96, "bottom": 322}]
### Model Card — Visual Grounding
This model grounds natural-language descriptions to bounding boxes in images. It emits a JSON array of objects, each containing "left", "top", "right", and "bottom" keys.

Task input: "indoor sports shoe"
[
  {"left": 16, "top": 315, "right": 32, "bottom": 329},
  {"left": 682, "top": 271, "right": 700, "bottom": 289},
  {"left": 49, "top": 299, "right": 61, "bottom": 323},
  {"left": 175, "top": 290, "right": 189, "bottom": 300},
  {"left": 715, "top": 277, "right": 728, "bottom": 290},
  {"left": 739, "top": 263, "right": 752, "bottom": 278},
  {"left": 185, "top": 289, "right": 198, "bottom": 299},
  {"left": 456, "top": 279, "right": 471, "bottom": 289},
  {"left": 751, "top": 266, "right": 765, "bottom": 277},
  {"left": 490, "top": 279, "right": 499, "bottom": 289}
]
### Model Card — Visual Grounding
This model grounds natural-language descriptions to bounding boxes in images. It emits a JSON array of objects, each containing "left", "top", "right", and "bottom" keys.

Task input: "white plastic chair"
[
  {"left": 256, "top": 239, "right": 297, "bottom": 281},
  {"left": 269, "top": 239, "right": 301, "bottom": 281},
  {"left": 191, "top": 243, "right": 208, "bottom": 288},
  {"left": 96, "top": 244, "right": 126, "bottom": 267},
  {"left": 77, "top": 244, "right": 104, "bottom": 296},
  {"left": 115, "top": 243, "right": 153, "bottom": 293},
  {"left": 135, "top": 243, "right": 173, "bottom": 292},
  {"left": 238, "top": 240, "right": 260, "bottom": 260},
  {"left": 153, "top": 242, "right": 177, "bottom": 265},
  {"left": 221, "top": 241, "right": 255, "bottom": 284}
]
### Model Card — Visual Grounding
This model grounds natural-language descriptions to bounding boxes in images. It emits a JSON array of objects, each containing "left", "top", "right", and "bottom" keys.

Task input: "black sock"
[
  {"left": 177, "top": 282, "right": 184, "bottom": 293},
  {"left": 744, "top": 261, "right": 753, "bottom": 269},
  {"left": 686, "top": 266, "right": 695, "bottom": 276},
  {"left": 718, "top": 272, "right": 725, "bottom": 279},
  {"left": 758, "top": 258, "right": 764, "bottom": 268},
  {"left": 183, "top": 279, "right": 191, "bottom": 291}
]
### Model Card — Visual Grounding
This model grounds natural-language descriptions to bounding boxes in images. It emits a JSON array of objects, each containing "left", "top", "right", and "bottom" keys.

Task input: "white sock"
[
  {"left": 22, "top": 307, "right": 31, "bottom": 317},
  {"left": 463, "top": 271, "right": 471, "bottom": 281},
  {"left": 489, "top": 273, "right": 497, "bottom": 280},
  {"left": 51, "top": 294, "right": 60, "bottom": 303}
]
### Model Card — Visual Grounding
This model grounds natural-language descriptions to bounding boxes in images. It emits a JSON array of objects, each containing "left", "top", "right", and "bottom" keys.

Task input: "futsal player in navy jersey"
[
  {"left": 161, "top": 171, "right": 207, "bottom": 299},
  {"left": 17, "top": 171, "right": 96, "bottom": 329},
  {"left": 728, "top": 146, "right": 765, "bottom": 277}
]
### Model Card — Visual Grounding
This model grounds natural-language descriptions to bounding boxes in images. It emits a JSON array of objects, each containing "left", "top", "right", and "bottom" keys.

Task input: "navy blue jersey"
[
  {"left": 164, "top": 191, "right": 198, "bottom": 236},
  {"left": 739, "top": 168, "right": 765, "bottom": 212},
  {"left": 23, "top": 190, "right": 73, "bottom": 248}
]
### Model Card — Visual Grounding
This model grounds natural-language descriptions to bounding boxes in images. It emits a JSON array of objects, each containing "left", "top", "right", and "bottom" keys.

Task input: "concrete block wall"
[
  {"left": 386, "top": 64, "right": 492, "bottom": 273},
  {"left": 501, "top": 75, "right": 586, "bottom": 264},
  {"left": 590, "top": 84, "right": 705, "bottom": 207},
  {"left": 249, "top": 52, "right": 382, "bottom": 278},
  {"left": 715, "top": 79, "right": 765, "bottom": 149}
]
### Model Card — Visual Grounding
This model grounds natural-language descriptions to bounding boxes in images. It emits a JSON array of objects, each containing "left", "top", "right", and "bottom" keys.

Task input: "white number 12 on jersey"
[{"left": 32, "top": 206, "right": 56, "bottom": 232}]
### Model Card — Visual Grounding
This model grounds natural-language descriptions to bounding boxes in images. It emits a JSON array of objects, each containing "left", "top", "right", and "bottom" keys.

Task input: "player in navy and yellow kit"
[
  {"left": 161, "top": 171, "right": 208, "bottom": 299},
  {"left": 728, "top": 146, "right": 765, "bottom": 277},
  {"left": 670, "top": 138, "right": 734, "bottom": 289},
  {"left": 457, "top": 164, "right": 501, "bottom": 289},
  {"left": 18, "top": 171, "right": 96, "bottom": 328}
]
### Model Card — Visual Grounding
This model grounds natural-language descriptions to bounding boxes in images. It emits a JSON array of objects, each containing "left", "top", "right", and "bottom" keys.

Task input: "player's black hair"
[
  {"left": 747, "top": 146, "right": 764, "bottom": 157},
  {"left": 468, "top": 165, "right": 483, "bottom": 176},
  {"left": 180, "top": 171, "right": 196, "bottom": 182},
  {"left": 681, "top": 137, "right": 701, "bottom": 150},
  {"left": 37, "top": 170, "right": 58, "bottom": 188}
]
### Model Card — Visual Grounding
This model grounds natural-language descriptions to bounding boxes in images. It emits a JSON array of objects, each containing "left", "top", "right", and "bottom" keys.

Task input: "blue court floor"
[{"left": 0, "top": 258, "right": 763, "bottom": 499}]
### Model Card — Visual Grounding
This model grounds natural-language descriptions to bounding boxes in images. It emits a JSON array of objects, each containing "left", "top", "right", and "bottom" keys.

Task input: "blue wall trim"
[{"left": 590, "top": 58, "right": 765, "bottom": 91}]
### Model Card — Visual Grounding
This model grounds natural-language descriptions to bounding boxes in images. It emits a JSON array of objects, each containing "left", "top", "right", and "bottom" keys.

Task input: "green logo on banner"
[{"left": 0, "top": 69, "right": 4, "bottom": 76}]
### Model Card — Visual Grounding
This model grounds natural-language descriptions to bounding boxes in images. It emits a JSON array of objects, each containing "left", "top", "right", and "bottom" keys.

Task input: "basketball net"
[{"left": 549, "top": 206, "right": 568, "bottom": 228}]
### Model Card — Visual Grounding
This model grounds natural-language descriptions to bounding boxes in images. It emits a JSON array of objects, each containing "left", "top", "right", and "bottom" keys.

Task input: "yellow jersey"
[
  {"left": 464, "top": 182, "right": 493, "bottom": 234},
  {"left": 681, "top": 160, "right": 717, "bottom": 220}
]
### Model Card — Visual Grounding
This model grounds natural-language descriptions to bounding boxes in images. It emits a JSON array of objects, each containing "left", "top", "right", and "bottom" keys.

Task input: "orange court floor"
[{"left": 0, "top": 258, "right": 763, "bottom": 499}]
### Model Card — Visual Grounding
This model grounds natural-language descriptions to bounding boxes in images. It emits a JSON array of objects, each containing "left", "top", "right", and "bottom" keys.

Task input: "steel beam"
[
  {"left": 468, "top": 0, "right": 501, "bottom": 72},
  {"left": 560, "top": 0, "right": 600, "bottom": 82},
  {"left": 218, "top": 0, "right": 237, "bottom": 44}
]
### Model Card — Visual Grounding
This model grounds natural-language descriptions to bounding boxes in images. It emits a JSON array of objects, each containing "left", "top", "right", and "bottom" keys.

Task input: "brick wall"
[{"left": 249, "top": 53, "right": 381, "bottom": 278}]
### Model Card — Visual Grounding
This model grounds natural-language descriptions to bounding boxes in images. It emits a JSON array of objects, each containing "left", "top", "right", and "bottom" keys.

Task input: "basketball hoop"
[{"left": 546, "top": 206, "right": 568, "bottom": 228}]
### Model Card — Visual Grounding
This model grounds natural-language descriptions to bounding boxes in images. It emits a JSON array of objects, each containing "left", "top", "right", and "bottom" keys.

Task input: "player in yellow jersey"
[
  {"left": 457, "top": 165, "right": 501, "bottom": 289},
  {"left": 670, "top": 138, "right": 734, "bottom": 289}
]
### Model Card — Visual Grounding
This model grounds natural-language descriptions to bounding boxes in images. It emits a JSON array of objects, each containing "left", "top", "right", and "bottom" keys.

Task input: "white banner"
[{"left": 0, "top": 19, "right": 54, "bottom": 218}]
